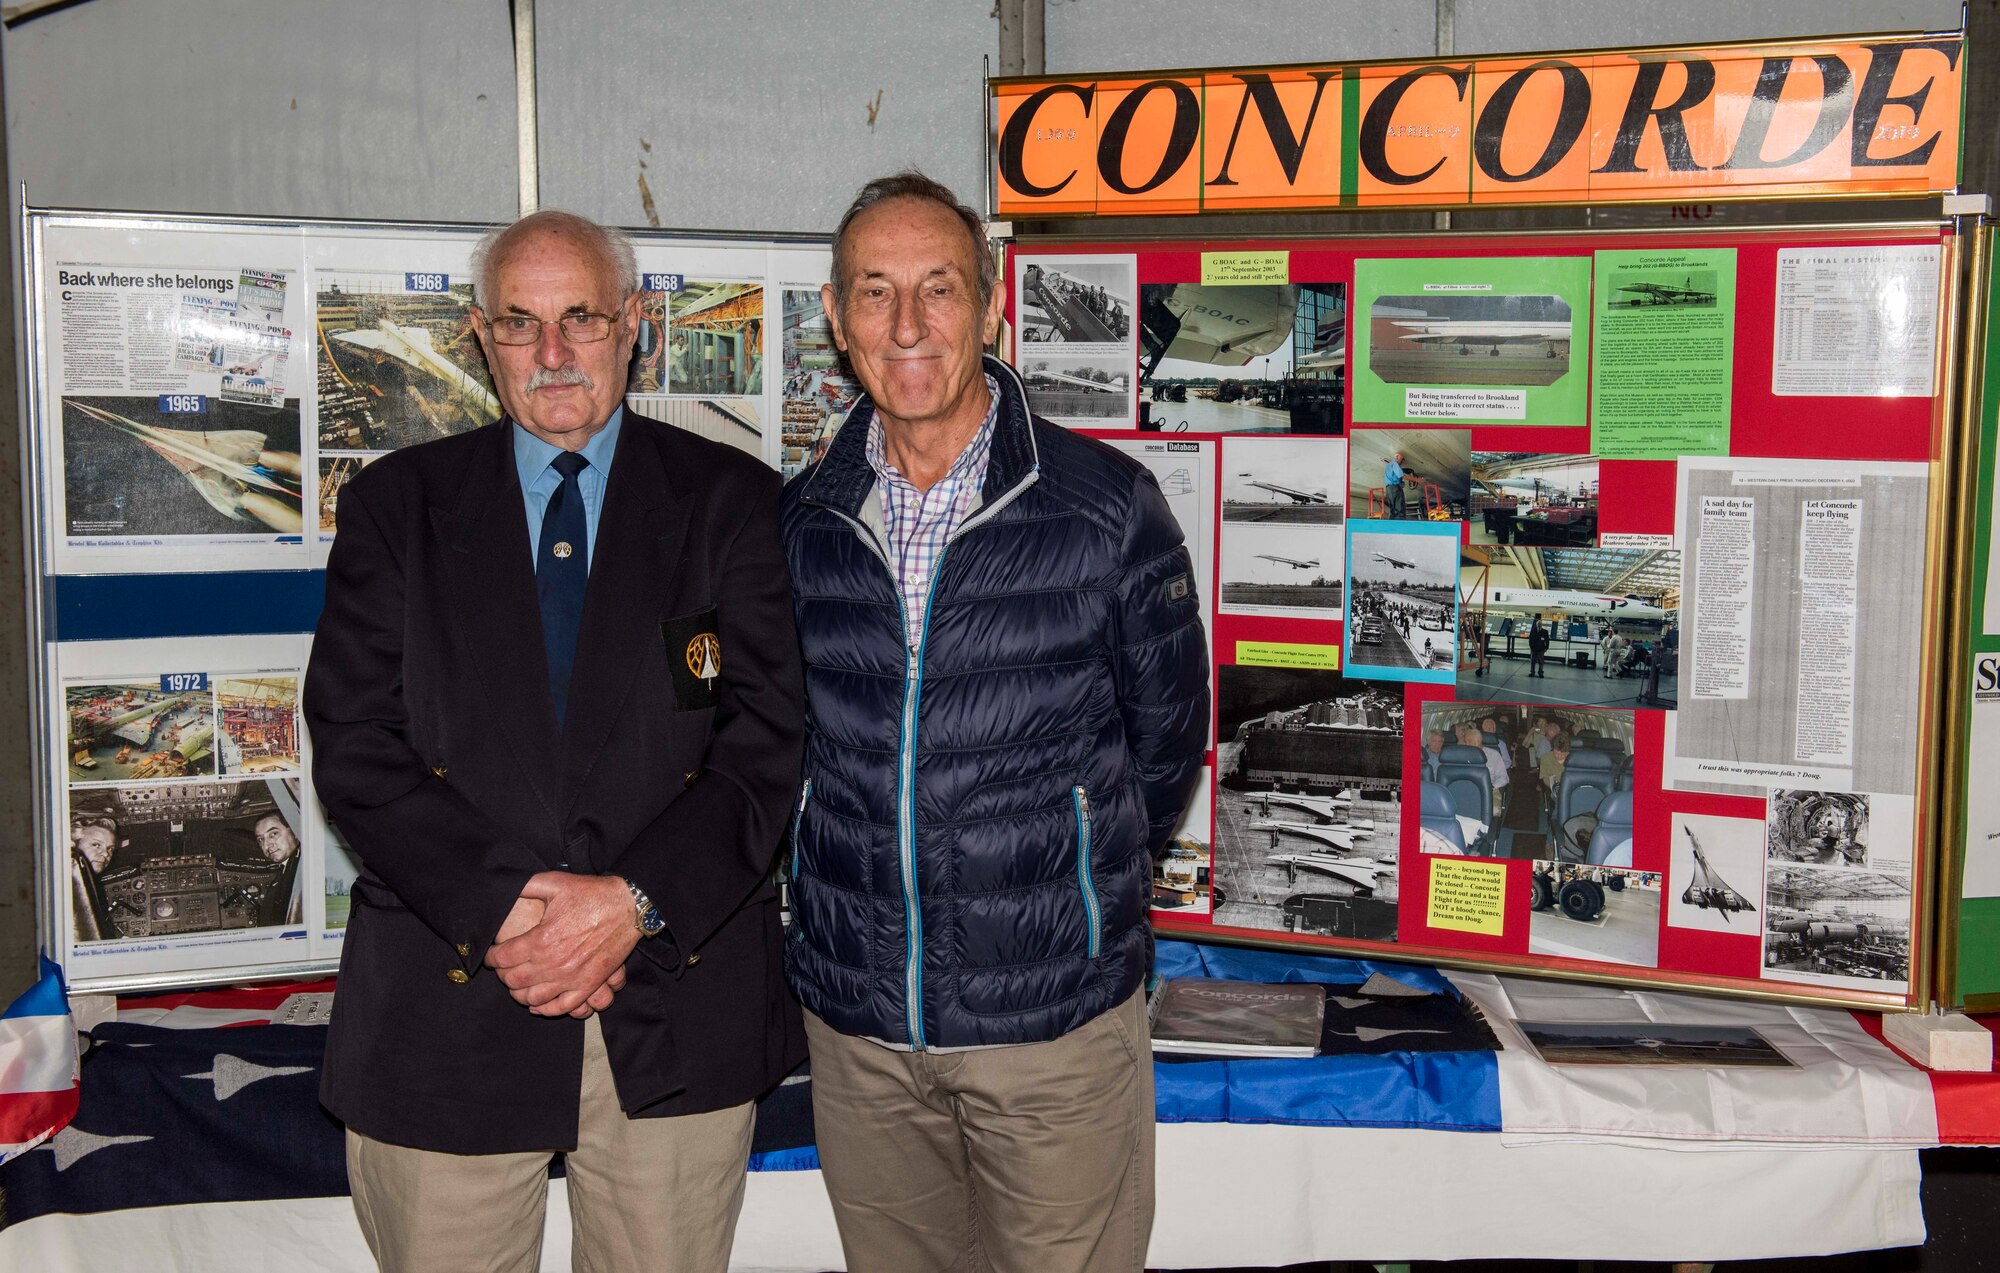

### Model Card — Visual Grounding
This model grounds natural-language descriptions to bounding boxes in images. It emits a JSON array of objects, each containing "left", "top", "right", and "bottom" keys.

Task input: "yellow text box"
[
  {"left": 1427, "top": 857, "right": 1508, "bottom": 936},
  {"left": 1201, "top": 250, "right": 1289, "bottom": 286},
  {"left": 1234, "top": 641, "right": 1341, "bottom": 669}
]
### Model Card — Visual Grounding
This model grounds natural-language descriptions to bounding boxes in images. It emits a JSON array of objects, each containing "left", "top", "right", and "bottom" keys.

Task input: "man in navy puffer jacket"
[{"left": 782, "top": 173, "right": 1208, "bottom": 1272}]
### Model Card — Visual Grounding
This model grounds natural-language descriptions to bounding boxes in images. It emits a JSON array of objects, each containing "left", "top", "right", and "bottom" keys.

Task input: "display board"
[
  {"left": 23, "top": 207, "right": 846, "bottom": 992},
  {"left": 1007, "top": 222, "right": 1959, "bottom": 1010},
  {"left": 1942, "top": 223, "right": 2000, "bottom": 1010}
]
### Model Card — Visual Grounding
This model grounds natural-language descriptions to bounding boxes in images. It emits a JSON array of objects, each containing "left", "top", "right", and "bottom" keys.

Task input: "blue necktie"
[{"left": 537, "top": 451, "right": 590, "bottom": 727}]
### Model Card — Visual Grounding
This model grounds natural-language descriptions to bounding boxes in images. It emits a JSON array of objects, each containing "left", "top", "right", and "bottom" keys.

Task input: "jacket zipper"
[
  {"left": 782, "top": 778, "right": 812, "bottom": 932},
  {"left": 1073, "top": 786, "right": 1100, "bottom": 957},
  {"left": 895, "top": 560, "right": 948, "bottom": 1049},
  {"left": 784, "top": 776, "right": 808, "bottom": 844},
  {"left": 789, "top": 778, "right": 812, "bottom": 868}
]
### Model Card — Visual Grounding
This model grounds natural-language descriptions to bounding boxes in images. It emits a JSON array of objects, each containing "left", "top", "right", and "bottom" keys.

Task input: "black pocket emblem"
[{"left": 662, "top": 608, "right": 722, "bottom": 710}]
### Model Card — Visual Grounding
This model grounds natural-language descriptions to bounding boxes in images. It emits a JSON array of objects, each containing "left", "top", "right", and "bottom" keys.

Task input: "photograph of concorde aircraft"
[
  {"left": 315, "top": 276, "right": 499, "bottom": 453},
  {"left": 1667, "top": 813, "right": 1761, "bottom": 936},
  {"left": 1137, "top": 281, "right": 1345, "bottom": 434},
  {"left": 1367, "top": 293, "right": 1573, "bottom": 387},
  {"left": 1457, "top": 547, "right": 1680, "bottom": 710},
  {"left": 1222, "top": 436, "right": 1346, "bottom": 524},
  {"left": 1605, "top": 267, "right": 1720, "bottom": 309},
  {"left": 62, "top": 396, "right": 305, "bottom": 537}
]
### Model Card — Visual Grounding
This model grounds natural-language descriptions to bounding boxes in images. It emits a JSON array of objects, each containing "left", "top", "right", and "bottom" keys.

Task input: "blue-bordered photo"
[{"left": 1343, "top": 521, "right": 1458, "bottom": 685}]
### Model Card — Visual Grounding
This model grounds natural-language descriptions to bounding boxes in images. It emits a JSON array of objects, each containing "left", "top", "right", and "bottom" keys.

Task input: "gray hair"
[
  {"left": 829, "top": 171, "right": 994, "bottom": 308},
  {"left": 470, "top": 209, "right": 638, "bottom": 309}
]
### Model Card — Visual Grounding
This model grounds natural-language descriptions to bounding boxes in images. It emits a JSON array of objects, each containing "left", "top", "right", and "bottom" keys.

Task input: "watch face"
[{"left": 640, "top": 910, "right": 666, "bottom": 935}]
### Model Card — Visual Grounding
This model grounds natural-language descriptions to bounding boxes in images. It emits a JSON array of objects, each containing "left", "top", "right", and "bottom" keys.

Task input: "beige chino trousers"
[
  {"left": 804, "top": 989, "right": 1155, "bottom": 1273},
  {"left": 346, "top": 1014, "right": 756, "bottom": 1273}
]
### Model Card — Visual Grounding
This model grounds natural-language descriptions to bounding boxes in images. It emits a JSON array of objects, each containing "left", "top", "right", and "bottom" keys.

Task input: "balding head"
[{"left": 470, "top": 210, "right": 637, "bottom": 311}]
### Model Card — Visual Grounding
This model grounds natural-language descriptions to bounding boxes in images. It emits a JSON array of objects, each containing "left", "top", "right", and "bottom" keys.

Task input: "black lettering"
[
  {"left": 1593, "top": 57, "right": 1717, "bottom": 174},
  {"left": 1851, "top": 39, "right": 1960, "bottom": 167},
  {"left": 1207, "top": 70, "right": 1338, "bottom": 187},
  {"left": 997, "top": 82, "right": 1095, "bottom": 198},
  {"left": 1360, "top": 64, "right": 1471, "bottom": 185},
  {"left": 1097, "top": 79, "right": 1201, "bottom": 195},
  {"left": 1725, "top": 55, "right": 1852, "bottom": 170},
  {"left": 1473, "top": 60, "right": 1589, "bottom": 183}
]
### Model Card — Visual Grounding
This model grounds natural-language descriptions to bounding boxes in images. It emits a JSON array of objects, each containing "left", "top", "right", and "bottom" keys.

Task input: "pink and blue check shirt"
[{"left": 866, "top": 375, "right": 1001, "bottom": 650}]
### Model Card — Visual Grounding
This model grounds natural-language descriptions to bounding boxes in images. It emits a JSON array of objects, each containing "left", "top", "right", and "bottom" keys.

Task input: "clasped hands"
[{"left": 484, "top": 871, "right": 641, "bottom": 1019}]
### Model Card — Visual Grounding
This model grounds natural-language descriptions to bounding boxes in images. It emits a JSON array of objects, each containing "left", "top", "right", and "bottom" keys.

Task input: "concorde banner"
[{"left": 989, "top": 34, "right": 1963, "bottom": 218}]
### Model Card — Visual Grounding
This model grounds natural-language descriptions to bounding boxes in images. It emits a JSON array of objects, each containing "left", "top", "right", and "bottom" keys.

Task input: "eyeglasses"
[{"left": 483, "top": 311, "right": 618, "bottom": 345}]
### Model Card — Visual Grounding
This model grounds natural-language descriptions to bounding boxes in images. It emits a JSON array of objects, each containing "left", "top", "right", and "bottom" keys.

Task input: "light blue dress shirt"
[
  {"left": 1384, "top": 457, "right": 1405, "bottom": 487},
  {"left": 512, "top": 407, "right": 623, "bottom": 569}
]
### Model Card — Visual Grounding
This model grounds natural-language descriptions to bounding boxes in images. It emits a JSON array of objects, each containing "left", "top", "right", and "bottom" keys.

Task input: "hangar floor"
[{"left": 1461, "top": 639, "right": 1676, "bottom": 710}]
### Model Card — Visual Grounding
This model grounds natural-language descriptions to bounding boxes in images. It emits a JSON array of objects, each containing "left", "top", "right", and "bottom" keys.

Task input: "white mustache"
[{"left": 525, "top": 365, "right": 594, "bottom": 392}]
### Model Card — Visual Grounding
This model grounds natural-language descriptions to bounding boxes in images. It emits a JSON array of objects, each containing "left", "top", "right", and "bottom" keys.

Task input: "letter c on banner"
[
  {"left": 998, "top": 82, "right": 1096, "bottom": 198},
  {"left": 1361, "top": 64, "right": 1472, "bottom": 185}
]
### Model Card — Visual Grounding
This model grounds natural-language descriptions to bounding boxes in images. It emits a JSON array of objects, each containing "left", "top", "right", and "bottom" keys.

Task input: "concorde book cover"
[{"left": 1146, "top": 978, "right": 1326, "bottom": 1058}]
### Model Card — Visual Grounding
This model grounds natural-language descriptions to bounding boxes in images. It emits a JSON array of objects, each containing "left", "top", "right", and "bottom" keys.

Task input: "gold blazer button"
[{"left": 447, "top": 968, "right": 469, "bottom": 984}]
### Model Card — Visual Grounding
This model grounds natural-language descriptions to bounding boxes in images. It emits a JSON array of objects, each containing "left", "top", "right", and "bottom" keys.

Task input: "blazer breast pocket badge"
[{"left": 662, "top": 608, "right": 722, "bottom": 710}]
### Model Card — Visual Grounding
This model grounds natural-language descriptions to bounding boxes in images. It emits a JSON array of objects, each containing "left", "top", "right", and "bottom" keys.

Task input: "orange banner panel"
[
  {"left": 1695, "top": 50, "right": 1859, "bottom": 189},
  {"left": 1671, "top": 45, "right": 1951, "bottom": 201},
  {"left": 1200, "top": 68, "right": 1345, "bottom": 211},
  {"left": 993, "top": 81, "right": 1100, "bottom": 218},
  {"left": 1354, "top": 62, "right": 1473, "bottom": 207},
  {"left": 1469, "top": 58, "right": 1597, "bottom": 205},
  {"left": 1091, "top": 77, "right": 1204, "bottom": 215},
  {"left": 1583, "top": 55, "right": 1738, "bottom": 199},
  {"left": 1847, "top": 38, "right": 1963, "bottom": 193}
]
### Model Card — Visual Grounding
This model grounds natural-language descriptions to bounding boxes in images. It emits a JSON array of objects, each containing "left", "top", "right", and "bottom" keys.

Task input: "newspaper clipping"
[
  {"left": 1014, "top": 255, "right": 1136, "bottom": 427},
  {"left": 1673, "top": 456, "right": 1929, "bottom": 797},
  {"left": 53, "top": 634, "right": 330, "bottom": 984},
  {"left": 51, "top": 260, "right": 306, "bottom": 570}
]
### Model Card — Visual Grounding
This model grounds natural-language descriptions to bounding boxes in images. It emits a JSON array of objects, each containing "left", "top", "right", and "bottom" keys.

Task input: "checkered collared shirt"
[{"left": 866, "top": 376, "right": 1001, "bottom": 651}]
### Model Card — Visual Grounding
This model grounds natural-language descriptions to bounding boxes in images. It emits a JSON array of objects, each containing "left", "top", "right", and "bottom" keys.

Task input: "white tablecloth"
[{"left": 0, "top": 1121, "right": 1924, "bottom": 1270}]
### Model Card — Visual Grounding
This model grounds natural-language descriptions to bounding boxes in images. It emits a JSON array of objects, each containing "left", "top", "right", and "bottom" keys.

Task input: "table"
[{"left": 1, "top": 940, "right": 1978, "bottom": 1270}]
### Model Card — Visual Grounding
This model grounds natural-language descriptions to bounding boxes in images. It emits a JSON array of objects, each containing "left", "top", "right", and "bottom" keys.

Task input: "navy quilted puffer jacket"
[{"left": 781, "top": 357, "right": 1209, "bottom": 1049}]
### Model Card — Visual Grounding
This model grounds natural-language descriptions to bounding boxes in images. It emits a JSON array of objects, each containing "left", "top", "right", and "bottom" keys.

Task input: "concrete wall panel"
[
  {"left": 4, "top": 0, "right": 516, "bottom": 221},
  {"left": 1045, "top": 0, "right": 1436, "bottom": 72},
  {"left": 1452, "top": 0, "right": 1961, "bottom": 55},
  {"left": 536, "top": 1, "right": 998, "bottom": 235}
]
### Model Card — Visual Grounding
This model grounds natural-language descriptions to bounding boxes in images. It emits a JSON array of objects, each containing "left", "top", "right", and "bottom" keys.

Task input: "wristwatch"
[{"left": 624, "top": 878, "right": 665, "bottom": 938}]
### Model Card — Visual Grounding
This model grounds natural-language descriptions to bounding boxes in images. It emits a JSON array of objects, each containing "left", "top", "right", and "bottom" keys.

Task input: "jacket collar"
[{"left": 799, "top": 355, "right": 1039, "bottom": 517}]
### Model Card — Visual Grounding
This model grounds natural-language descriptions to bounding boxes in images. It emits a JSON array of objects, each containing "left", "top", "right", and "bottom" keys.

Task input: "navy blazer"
[{"left": 305, "top": 415, "right": 806, "bottom": 1154}]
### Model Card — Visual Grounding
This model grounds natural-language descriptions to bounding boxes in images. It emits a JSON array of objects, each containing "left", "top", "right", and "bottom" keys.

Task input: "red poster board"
[{"left": 1006, "top": 222, "right": 1955, "bottom": 1010}]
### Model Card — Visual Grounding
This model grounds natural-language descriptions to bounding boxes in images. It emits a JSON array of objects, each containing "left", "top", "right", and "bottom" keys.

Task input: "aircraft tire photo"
[{"left": 1559, "top": 879, "right": 1605, "bottom": 922}]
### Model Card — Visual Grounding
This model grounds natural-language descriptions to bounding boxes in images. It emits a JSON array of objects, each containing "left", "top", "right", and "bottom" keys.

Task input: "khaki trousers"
[
  {"left": 346, "top": 1014, "right": 755, "bottom": 1273},
  {"left": 804, "top": 990, "right": 1155, "bottom": 1273}
]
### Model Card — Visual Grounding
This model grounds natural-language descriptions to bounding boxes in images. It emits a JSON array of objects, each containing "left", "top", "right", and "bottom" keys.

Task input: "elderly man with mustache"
[{"left": 306, "top": 209, "right": 806, "bottom": 1273}]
